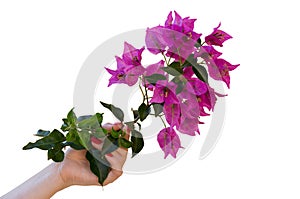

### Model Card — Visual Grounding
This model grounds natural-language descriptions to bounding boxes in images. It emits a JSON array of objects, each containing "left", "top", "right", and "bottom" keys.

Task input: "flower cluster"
[
  {"left": 22, "top": 11, "right": 240, "bottom": 186},
  {"left": 105, "top": 11, "right": 239, "bottom": 158}
]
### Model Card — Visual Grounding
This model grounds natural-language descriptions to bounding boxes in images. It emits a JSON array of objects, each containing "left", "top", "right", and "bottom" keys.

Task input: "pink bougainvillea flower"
[
  {"left": 124, "top": 65, "right": 145, "bottom": 86},
  {"left": 163, "top": 11, "right": 201, "bottom": 62},
  {"left": 195, "top": 45, "right": 222, "bottom": 60},
  {"left": 163, "top": 103, "right": 180, "bottom": 128},
  {"left": 105, "top": 64, "right": 144, "bottom": 87},
  {"left": 105, "top": 67, "right": 126, "bottom": 86},
  {"left": 150, "top": 81, "right": 181, "bottom": 128},
  {"left": 157, "top": 127, "right": 183, "bottom": 158},
  {"left": 197, "top": 84, "right": 218, "bottom": 114},
  {"left": 104, "top": 11, "right": 239, "bottom": 160},
  {"left": 179, "top": 67, "right": 218, "bottom": 117},
  {"left": 144, "top": 60, "right": 166, "bottom": 90},
  {"left": 207, "top": 58, "right": 239, "bottom": 88},
  {"left": 205, "top": 23, "right": 232, "bottom": 47},
  {"left": 164, "top": 11, "right": 201, "bottom": 41},
  {"left": 178, "top": 116, "right": 200, "bottom": 136},
  {"left": 144, "top": 60, "right": 165, "bottom": 76},
  {"left": 122, "top": 42, "right": 145, "bottom": 66},
  {"left": 182, "top": 66, "right": 207, "bottom": 96},
  {"left": 105, "top": 56, "right": 128, "bottom": 86},
  {"left": 182, "top": 66, "right": 194, "bottom": 78},
  {"left": 146, "top": 11, "right": 202, "bottom": 62},
  {"left": 145, "top": 26, "right": 167, "bottom": 54},
  {"left": 165, "top": 41, "right": 195, "bottom": 62},
  {"left": 106, "top": 42, "right": 145, "bottom": 87},
  {"left": 178, "top": 95, "right": 200, "bottom": 119},
  {"left": 145, "top": 27, "right": 194, "bottom": 61},
  {"left": 184, "top": 77, "right": 207, "bottom": 96},
  {"left": 150, "top": 82, "right": 179, "bottom": 105}
]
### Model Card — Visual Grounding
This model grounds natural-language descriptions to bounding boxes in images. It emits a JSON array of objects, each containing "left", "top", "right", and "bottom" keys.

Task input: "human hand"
[
  {"left": 0, "top": 123, "right": 129, "bottom": 199},
  {"left": 57, "top": 123, "right": 129, "bottom": 187}
]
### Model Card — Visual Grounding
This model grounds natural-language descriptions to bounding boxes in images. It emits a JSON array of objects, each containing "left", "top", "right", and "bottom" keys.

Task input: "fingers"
[
  {"left": 90, "top": 135, "right": 127, "bottom": 160},
  {"left": 102, "top": 122, "right": 123, "bottom": 131},
  {"left": 103, "top": 169, "right": 123, "bottom": 186},
  {"left": 88, "top": 122, "right": 130, "bottom": 186},
  {"left": 104, "top": 153, "right": 126, "bottom": 171},
  {"left": 91, "top": 136, "right": 103, "bottom": 151},
  {"left": 122, "top": 125, "right": 130, "bottom": 140},
  {"left": 91, "top": 122, "right": 130, "bottom": 150},
  {"left": 90, "top": 122, "right": 129, "bottom": 166},
  {"left": 115, "top": 145, "right": 128, "bottom": 156},
  {"left": 65, "top": 148, "right": 88, "bottom": 160}
]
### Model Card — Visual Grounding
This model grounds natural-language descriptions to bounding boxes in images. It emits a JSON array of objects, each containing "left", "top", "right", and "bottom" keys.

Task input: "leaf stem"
[
  {"left": 142, "top": 76, "right": 150, "bottom": 106},
  {"left": 177, "top": 47, "right": 183, "bottom": 66},
  {"left": 149, "top": 113, "right": 164, "bottom": 117},
  {"left": 138, "top": 77, "right": 146, "bottom": 103},
  {"left": 161, "top": 52, "right": 169, "bottom": 66},
  {"left": 199, "top": 60, "right": 206, "bottom": 65},
  {"left": 159, "top": 115, "right": 167, "bottom": 128},
  {"left": 167, "top": 56, "right": 172, "bottom": 66}
]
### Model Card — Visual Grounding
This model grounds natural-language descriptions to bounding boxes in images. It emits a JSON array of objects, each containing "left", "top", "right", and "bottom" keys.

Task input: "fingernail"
[
  {"left": 106, "top": 153, "right": 113, "bottom": 157},
  {"left": 102, "top": 123, "right": 113, "bottom": 129},
  {"left": 91, "top": 136, "right": 102, "bottom": 144}
]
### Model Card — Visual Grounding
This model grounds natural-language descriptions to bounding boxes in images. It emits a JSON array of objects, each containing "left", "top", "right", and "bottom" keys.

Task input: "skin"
[{"left": 1, "top": 123, "right": 128, "bottom": 199}]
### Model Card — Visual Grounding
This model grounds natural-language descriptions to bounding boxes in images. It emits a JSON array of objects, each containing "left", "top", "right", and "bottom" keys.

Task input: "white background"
[{"left": 1, "top": 0, "right": 300, "bottom": 198}]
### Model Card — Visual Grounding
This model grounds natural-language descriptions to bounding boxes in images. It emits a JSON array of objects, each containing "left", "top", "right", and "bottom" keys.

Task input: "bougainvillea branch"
[{"left": 23, "top": 11, "right": 239, "bottom": 186}]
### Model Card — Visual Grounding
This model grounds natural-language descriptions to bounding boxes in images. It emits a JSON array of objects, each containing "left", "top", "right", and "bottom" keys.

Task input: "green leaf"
[
  {"left": 162, "top": 62, "right": 183, "bottom": 76},
  {"left": 132, "top": 109, "right": 139, "bottom": 121},
  {"left": 161, "top": 67, "right": 181, "bottom": 76},
  {"left": 34, "top": 129, "right": 51, "bottom": 137},
  {"left": 77, "top": 113, "right": 105, "bottom": 138},
  {"left": 110, "top": 128, "right": 120, "bottom": 139},
  {"left": 182, "top": 54, "right": 197, "bottom": 68},
  {"left": 125, "top": 121, "right": 135, "bottom": 131},
  {"left": 195, "top": 38, "right": 202, "bottom": 48},
  {"left": 101, "top": 136, "right": 119, "bottom": 156},
  {"left": 169, "top": 61, "right": 182, "bottom": 71},
  {"left": 66, "top": 129, "right": 77, "bottom": 142},
  {"left": 131, "top": 130, "right": 144, "bottom": 157},
  {"left": 60, "top": 118, "right": 70, "bottom": 132},
  {"left": 93, "top": 127, "right": 107, "bottom": 138},
  {"left": 138, "top": 103, "right": 150, "bottom": 121},
  {"left": 100, "top": 101, "right": 124, "bottom": 122},
  {"left": 118, "top": 137, "right": 132, "bottom": 148},
  {"left": 23, "top": 129, "right": 66, "bottom": 150},
  {"left": 144, "top": 74, "right": 167, "bottom": 84},
  {"left": 77, "top": 115, "right": 99, "bottom": 130},
  {"left": 64, "top": 141, "right": 85, "bottom": 150},
  {"left": 152, "top": 103, "right": 163, "bottom": 117},
  {"left": 67, "top": 108, "right": 77, "bottom": 126},
  {"left": 77, "top": 130, "right": 91, "bottom": 149},
  {"left": 86, "top": 150, "right": 111, "bottom": 186},
  {"left": 95, "top": 113, "right": 103, "bottom": 125},
  {"left": 65, "top": 128, "right": 86, "bottom": 150},
  {"left": 78, "top": 113, "right": 103, "bottom": 126},
  {"left": 136, "top": 122, "right": 141, "bottom": 131},
  {"left": 176, "top": 81, "right": 185, "bottom": 94},
  {"left": 77, "top": 115, "right": 93, "bottom": 122},
  {"left": 182, "top": 54, "right": 208, "bottom": 82},
  {"left": 192, "top": 64, "right": 208, "bottom": 83},
  {"left": 48, "top": 147, "right": 65, "bottom": 162}
]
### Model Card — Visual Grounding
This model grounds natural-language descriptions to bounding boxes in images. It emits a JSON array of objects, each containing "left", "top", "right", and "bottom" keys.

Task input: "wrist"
[
  {"left": 51, "top": 162, "right": 71, "bottom": 191},
  {"left": 1, "top": 163, "right": 70, "bottom": 199}
]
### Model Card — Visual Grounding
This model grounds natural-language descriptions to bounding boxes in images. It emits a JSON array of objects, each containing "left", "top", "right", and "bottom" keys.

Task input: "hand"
[
  {"left": 57, "top": 123, "right": 129, "bottom": 187},
  {"left": 0, "top": 123, "right": 129, "bottom": 199}
]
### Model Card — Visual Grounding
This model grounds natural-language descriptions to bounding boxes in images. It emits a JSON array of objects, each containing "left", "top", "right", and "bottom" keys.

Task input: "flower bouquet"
[{"left": 23, "top": 11, "right": 239, "bottom": 186}]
